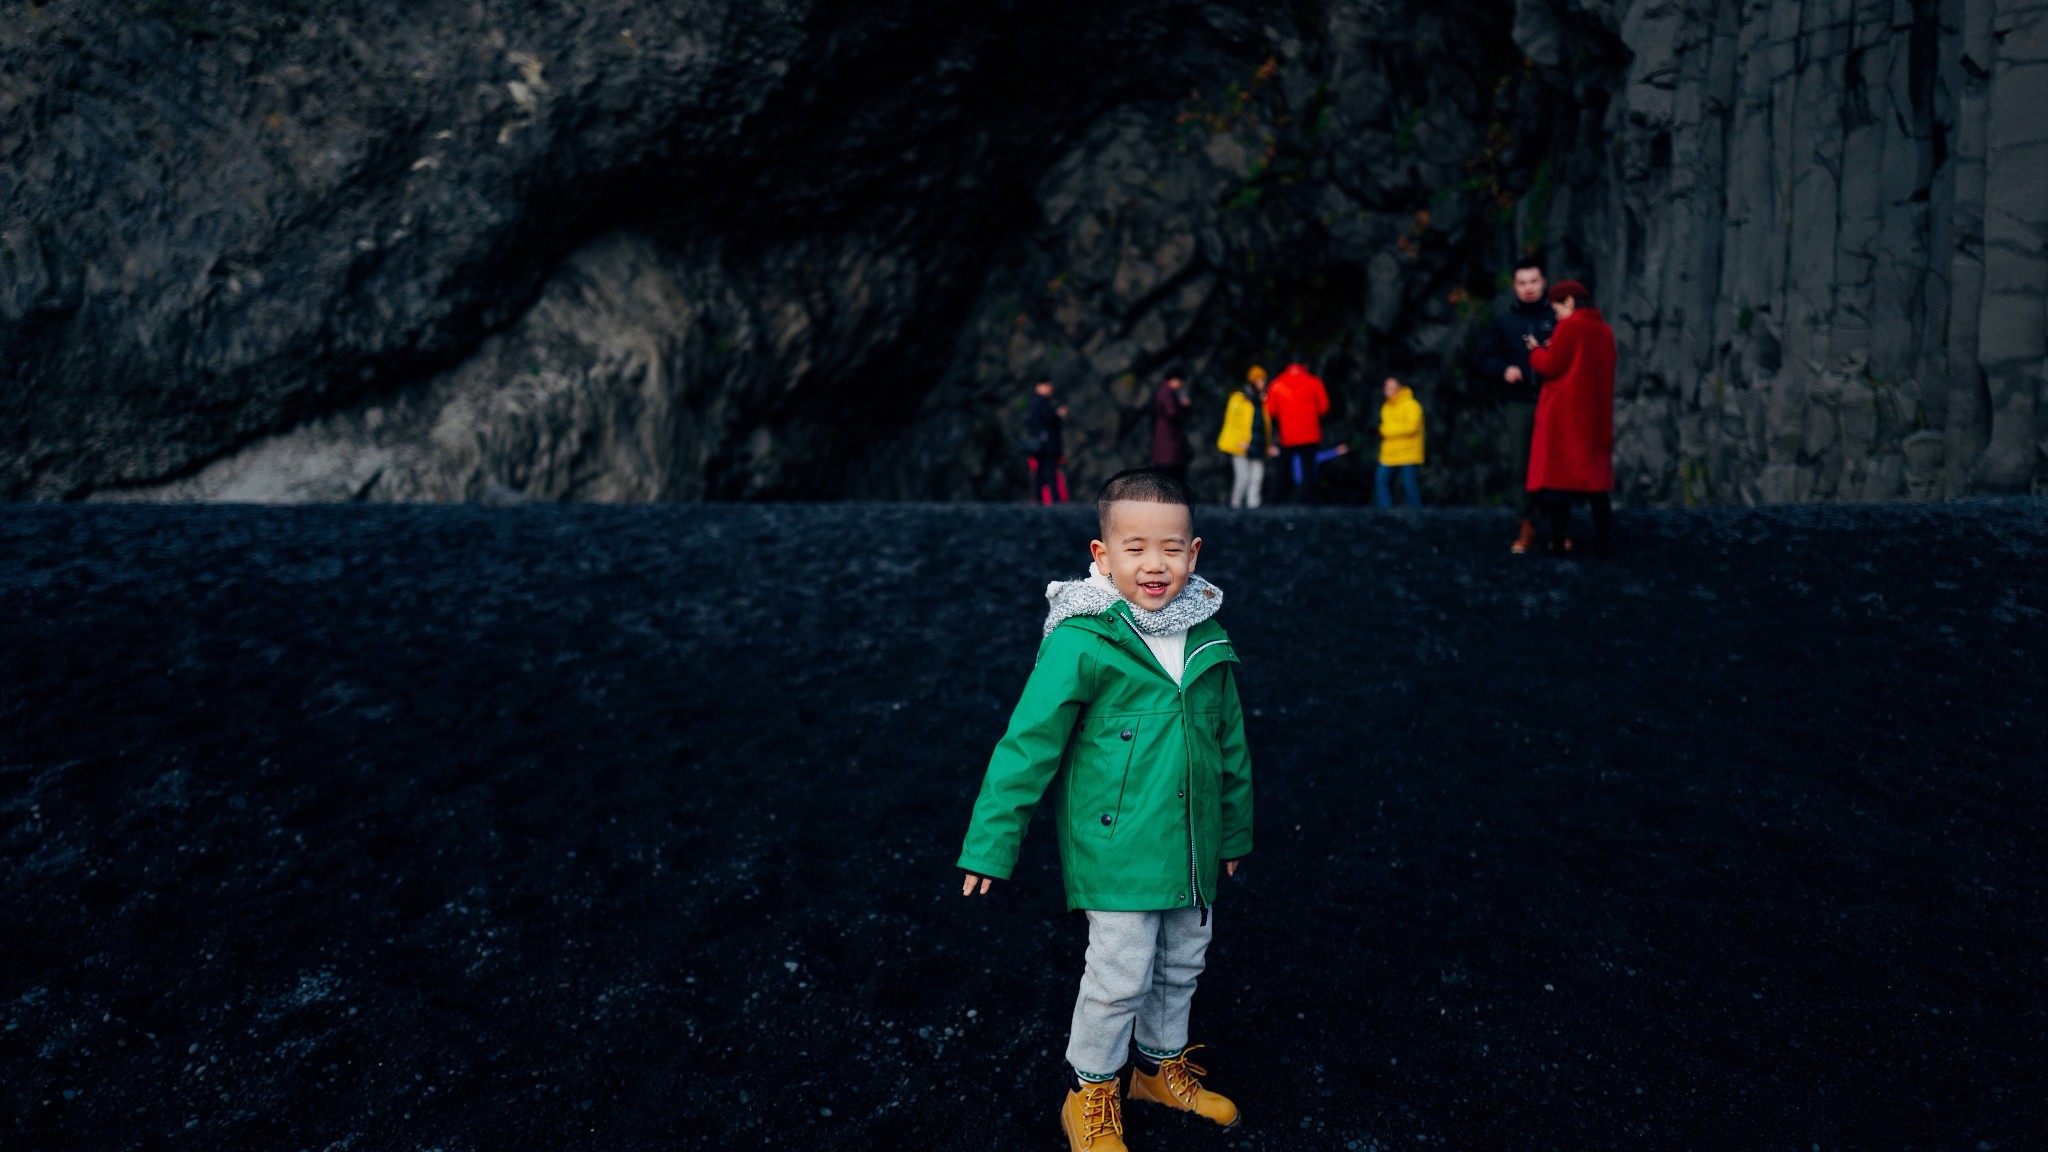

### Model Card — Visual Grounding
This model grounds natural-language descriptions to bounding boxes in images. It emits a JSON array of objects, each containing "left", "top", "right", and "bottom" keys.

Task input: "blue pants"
[
  {"left": 1284, "top": 445, "right": 1319, "bottom": 503},
  {"left": 1375, "top": 464, "right": 1421, "bottom": 508}
]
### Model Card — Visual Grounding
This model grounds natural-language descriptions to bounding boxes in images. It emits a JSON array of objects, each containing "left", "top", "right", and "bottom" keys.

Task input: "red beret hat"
[{"left": 1550, "top": 280, "right": 1590, "bottom": 303}]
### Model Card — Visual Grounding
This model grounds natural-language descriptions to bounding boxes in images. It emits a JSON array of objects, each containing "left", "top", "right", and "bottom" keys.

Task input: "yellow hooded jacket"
[
  {"left": 1377, "top": 386, "right": 1425, "bottom": 466},
  {"left": 1216, "top": 390, "right": 1273, "bottom": 457}
]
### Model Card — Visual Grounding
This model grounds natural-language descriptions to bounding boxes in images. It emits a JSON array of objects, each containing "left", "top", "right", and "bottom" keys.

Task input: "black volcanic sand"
[{"left": 3, "top": 502, "right": 2045, "bottom": 1151}]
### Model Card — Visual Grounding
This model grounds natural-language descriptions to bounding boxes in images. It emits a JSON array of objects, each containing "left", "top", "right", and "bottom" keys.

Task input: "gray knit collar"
[{"left": 1043, "top": 562, "right": 1224, "bottom": 637}]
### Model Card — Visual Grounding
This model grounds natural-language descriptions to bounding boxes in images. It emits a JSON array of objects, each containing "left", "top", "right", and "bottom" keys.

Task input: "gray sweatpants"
[
  {"left": 1065, "top": 908, "right": 1214, "bottom": 1078},
  {"left": 1229, "top": 455, "right": 1265, "bottom": 508}
]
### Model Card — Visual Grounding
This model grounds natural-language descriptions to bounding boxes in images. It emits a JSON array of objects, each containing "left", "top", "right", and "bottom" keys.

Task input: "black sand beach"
[{"left": 3, "top": 502, "right": 2043, "bottom": 1150}]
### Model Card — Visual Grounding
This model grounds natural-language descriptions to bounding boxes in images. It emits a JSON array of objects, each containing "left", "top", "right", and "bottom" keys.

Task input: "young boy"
[{"left": 959, "top": 468, "right": 1254, "bottom": 1151}]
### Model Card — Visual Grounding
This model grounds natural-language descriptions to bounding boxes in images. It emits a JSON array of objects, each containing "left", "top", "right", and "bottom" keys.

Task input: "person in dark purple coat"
[{"left": 1150, "top": 374, "right": 1192, "bottom": 485}]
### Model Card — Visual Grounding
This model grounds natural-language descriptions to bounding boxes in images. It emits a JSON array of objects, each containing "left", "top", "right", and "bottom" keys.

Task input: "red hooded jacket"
[
  {"left": 1526, "top": 307, "right": 1616, "bottom": 492},
  {"left": 1265, "top": 364, "right": 1330, "bottom": 447}
]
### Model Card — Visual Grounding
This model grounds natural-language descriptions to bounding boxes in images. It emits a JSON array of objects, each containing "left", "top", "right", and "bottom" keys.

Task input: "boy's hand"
[
  {"left": 962, "top": 873, "right": 993, "bottom": 896},
  {"left": 1225, "top": 859, "right": 1240, "bottom": 878}
]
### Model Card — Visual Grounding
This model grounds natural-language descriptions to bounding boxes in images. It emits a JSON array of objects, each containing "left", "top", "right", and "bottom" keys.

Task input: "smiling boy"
[{"left": 959, "top": 468, "right": 1254, "bottom": 1151}]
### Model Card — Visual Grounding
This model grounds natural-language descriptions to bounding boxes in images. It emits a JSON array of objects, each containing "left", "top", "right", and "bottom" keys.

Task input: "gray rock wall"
[
  {"left": 3, "top": 0, "right": 802, "bottom": 498},
  {"left": 2, "top": 0, "right": 1207, "bottom": 500},
  {"left": 98, "top": 230, "right": 929, "bottom": 502},
  {"left": 4, "top": 0, "right": 2042, "bottom": 503},
  {"left": 1586, "top": 0, "right": 2048, "bottom": 502}
]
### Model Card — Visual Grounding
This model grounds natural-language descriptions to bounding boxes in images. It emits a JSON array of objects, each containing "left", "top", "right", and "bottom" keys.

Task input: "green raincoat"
[{"left": 957, "top": 606, "right": 1254, "bottom": 912}]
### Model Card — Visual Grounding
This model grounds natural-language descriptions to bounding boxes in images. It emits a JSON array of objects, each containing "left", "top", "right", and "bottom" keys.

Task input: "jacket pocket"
[{"left": 1075, "top": 715, "right": 1142, "bottom": 839}]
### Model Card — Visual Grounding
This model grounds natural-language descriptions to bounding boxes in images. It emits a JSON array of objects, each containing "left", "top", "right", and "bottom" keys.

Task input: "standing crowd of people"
[{"left": 1019, "top": 257, "right": 1616, "bottom": 554}]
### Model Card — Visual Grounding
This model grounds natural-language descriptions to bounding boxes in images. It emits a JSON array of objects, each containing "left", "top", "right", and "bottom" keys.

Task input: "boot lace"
[
  {"left": 1157, "top": 1044, "right": 1211, "bottom": 1104},
  {"left": 1078, "top": 1080, "right": 1124, "bottom": 1140}
]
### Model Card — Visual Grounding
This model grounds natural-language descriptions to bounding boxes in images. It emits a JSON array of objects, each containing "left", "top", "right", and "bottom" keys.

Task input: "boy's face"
[
  {"left": 1090, "top": 500, "right": 1200, "bottom": 613},
  {"left": 1383, "top": 377, "right": 1402, "bottom": 399}
]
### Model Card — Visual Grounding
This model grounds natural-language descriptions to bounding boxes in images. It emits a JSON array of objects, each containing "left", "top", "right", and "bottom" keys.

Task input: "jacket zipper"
[
  {"left": 1186, "top": 709, "right": 1205, "bottom": 926},
  {"left": 1172, "top": 656, "right": 1205, "bottom": 926},
  {"left": 1121, "top": 613, "right": 1226, "bottom": 925}
]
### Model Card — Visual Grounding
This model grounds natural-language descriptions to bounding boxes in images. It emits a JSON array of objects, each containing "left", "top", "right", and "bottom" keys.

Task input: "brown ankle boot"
[
  {"left": 1511, "top": 520, "right": 1537, "bottom": 554},
  {"left": 1128, "top": 1045, "right": 1239, "bottom": 1127},
  {"left": 1061, "top": 1079, "right": 1127, "bottom": 1151}
]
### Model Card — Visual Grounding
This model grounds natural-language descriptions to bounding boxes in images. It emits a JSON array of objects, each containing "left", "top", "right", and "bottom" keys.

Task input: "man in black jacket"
[
  {"left": 1025, "top": 380, "right": 1069, "bottom": 504},
  {"left": 1477, "top": 258, "right": 1556, "bottom": 553}
]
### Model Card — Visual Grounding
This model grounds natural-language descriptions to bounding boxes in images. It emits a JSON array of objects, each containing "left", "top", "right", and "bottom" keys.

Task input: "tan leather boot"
[
  {"left": 1511, "top": 520, "right": 1537, "bottom": 554},
  {"left": 1060, "top": 1078, "right": 1127, "bottom": 1151},
  {"left": 1128, "top": 1044, "right": 1239, "bottom": 1127}
]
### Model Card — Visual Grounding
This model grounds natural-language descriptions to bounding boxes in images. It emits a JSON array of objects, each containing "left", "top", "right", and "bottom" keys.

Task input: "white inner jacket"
[{"left": 1083, "top": 567, "right": 1186, "bottom": 685}]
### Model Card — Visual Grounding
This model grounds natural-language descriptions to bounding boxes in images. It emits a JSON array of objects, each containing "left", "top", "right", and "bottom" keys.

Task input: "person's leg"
[
  {"left": 1036, "top": 455, "right": 1060, "bottom": 505},
  {"left": 1063, "top": 912, "right": 1147, "bottom": 1147},
  {"left": 1028, "top": 456, "right": 1043, "bottom": 505},
  {"left": 1374, "top": 463, "right": 1393, "bottom": 507},
  {"left": 1128, "top": 905, "right": 1236, "bottom": 1125},
  {"left": 1400, "top": 464, "right": 1422, "bottom": 507},
  {"left": 1590, "top": 491, "right": 1613, "bottom": 556},
  {"left": 1541, "top": 491, "right": 1571, "bottom": 554},
  {"left": 1245, "top": 458, "right": 1264, "bottom": 508},
  {"left": 1067, "top": 910, "right": 1161, "bottom": 1082},
  {"left": 1055, "top": 460, "right": 1070, "bottom": 504},
  {"left": 1228, "top": 456, "right": 1249, "bottom": 508},
  {"left": 1133, "top": 906, "right": 1213, "bottom": 1058},
  {"left": 1293, "top": 447, "right": 1319, "bottom": 503},
  {"left": 1506, "top": 401, "right": 1536, "bottom": 522}
]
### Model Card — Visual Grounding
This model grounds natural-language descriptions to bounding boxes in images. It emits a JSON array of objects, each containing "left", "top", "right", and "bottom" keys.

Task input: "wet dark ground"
[{"left": 2, "top": 501, "right": 2045, "bottom": 1151}]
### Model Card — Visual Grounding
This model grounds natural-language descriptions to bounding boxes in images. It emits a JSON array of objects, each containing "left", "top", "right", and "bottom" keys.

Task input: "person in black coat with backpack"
[{"left": 1024, "top": 380, "right": 1069, "bottom": 504}]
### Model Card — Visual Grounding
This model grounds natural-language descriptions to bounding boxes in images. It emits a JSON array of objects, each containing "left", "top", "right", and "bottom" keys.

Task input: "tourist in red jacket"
[
  {"left": 1525, "top": 280, "right": 1616, "bottom": 556},
  {"left": 1265, "top": 362, "right": 1331, "bottom": 502}
]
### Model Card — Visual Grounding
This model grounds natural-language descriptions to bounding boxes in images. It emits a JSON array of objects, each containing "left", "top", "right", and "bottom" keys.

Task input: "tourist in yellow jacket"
[
  {"left": 1215, "top": 366, "right": 1277, "bottom": 508},
  {"left": 1375, "top": 377, "right": 1424, "bottom": 507}
]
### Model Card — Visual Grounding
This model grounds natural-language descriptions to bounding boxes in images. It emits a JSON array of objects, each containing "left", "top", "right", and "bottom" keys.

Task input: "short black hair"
[
  {"left": 1512, "top": 256, "right": 1545, "bottom": 274},
  {"left": 1096, "top": 468, "right": 1194, "bottom": 538}
]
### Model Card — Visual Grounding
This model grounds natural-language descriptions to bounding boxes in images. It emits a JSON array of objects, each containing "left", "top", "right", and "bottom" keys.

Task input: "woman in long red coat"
[{"left": 1524, "top": 280, "right": 1616, "bottom": 556}]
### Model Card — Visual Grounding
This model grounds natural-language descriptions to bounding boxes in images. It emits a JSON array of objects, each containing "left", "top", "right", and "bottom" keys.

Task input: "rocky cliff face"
[
  {"left": 1586, "top": 0, "right": 2048, "bottom": 504},
  {"left": 4, "top": 0, "right": 2042, "bottom": 503}
]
